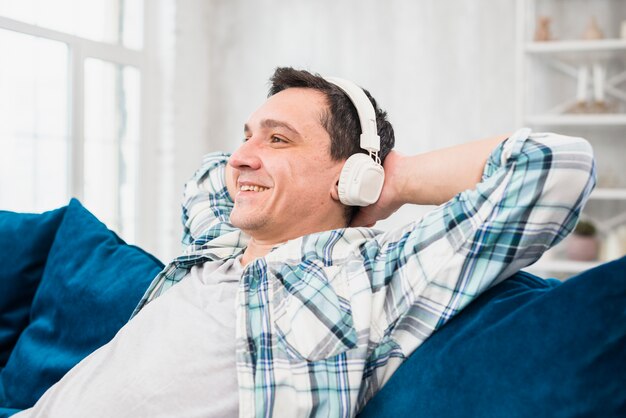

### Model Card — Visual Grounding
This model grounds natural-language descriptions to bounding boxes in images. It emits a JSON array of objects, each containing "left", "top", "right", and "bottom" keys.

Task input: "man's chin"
[{"left": 230, "top": 211, "right": 267, "bottom": 233}]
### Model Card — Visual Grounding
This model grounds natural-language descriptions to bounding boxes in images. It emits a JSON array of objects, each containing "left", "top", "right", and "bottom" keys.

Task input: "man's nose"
[{"left": 229, "top": 138, "right": 262, "bottom": 170}]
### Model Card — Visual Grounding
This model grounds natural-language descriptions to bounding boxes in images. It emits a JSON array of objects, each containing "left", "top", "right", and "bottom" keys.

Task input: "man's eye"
[{"left": 270, "top": 136, "right": 286, "bottom": 143}]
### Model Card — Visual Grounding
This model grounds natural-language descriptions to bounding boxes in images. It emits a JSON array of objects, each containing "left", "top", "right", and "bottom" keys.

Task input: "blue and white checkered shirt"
[{"left": 132, "top": 129, "right": 595, "bottom": 418}]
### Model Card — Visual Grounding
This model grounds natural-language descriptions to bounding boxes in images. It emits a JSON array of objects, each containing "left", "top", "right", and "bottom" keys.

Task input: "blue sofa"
[{"left": 1, "top": 200, "right": 624, "bottom": 417}]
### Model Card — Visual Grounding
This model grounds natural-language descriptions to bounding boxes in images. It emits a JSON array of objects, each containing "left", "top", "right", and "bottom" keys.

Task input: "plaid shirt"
[{"left": 132, "top": 128, "right": 595, "bottom": 418}]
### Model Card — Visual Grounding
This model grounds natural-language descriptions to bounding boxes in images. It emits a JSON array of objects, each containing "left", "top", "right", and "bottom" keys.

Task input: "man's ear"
[
  {"left": 330, "top": 160, "right": 346, "bottom": 202},
  {"left": 330, "top": 178, "right": 341, "bottom": 202}
]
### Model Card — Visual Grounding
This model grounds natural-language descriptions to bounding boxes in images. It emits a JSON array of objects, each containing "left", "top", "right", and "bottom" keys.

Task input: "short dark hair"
[
  {"left": 269, "top": 67, "right": 395, "bottom": 161},
  {"left": 268, "top": 67, "right": 395, "bottom": 223}
]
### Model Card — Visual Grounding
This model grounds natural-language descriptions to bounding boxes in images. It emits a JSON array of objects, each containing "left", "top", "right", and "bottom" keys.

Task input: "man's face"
[{"left": 228, "top": 88, "right": 346, "bottom": 242}]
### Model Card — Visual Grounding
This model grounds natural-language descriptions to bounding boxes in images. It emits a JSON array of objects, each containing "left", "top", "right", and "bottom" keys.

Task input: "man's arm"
[
  {"left": 356, "top": 129, "right": 596, "bottom": 350},
  {"left": 181, "top": 152, "right": 234, "bottom": 245},
  {"left": 351, "top": 133, "right": 509, "bottom": 227},
  {"left": 225, "top": 162, "right": 237, "bottom": 203}
]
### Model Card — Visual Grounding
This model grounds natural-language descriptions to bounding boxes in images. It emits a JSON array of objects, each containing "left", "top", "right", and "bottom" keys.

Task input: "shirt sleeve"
[
  {"left": 362, "top": 129, "right": 596, "bottom": 350},
  {"left": 181, "top": 152, "right": 233, "bottom": 245}
]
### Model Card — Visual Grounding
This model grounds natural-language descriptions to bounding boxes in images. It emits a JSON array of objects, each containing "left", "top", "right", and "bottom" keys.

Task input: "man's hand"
[
  {"left": 349, "top": 134, "right": 509, "bottom": 228},
  {"left": 350, "top": 150, "right": 405, "bottom": 228}
]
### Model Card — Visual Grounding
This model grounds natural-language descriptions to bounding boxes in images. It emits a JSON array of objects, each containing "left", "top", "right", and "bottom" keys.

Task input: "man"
[{"left": 17, "top": 67, "right": 595, "bottom": 417}]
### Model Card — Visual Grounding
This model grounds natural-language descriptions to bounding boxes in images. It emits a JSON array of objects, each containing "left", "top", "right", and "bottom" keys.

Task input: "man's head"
[
  {"left": 228, "top": 67, "right": 395, "bottom": 243},
  {"left": 268, "top": 68, "right": 395, "bottom": 164}
]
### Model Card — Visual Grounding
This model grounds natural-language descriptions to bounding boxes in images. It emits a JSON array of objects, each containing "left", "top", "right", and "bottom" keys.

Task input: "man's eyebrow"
[{"left": 244, "top": 119, "right": 301, "bottom": 138}]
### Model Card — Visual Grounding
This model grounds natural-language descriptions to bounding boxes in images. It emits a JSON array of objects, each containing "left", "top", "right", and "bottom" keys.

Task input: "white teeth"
[{"left": 240, "top": 185, "right": 268, "bottom": 192}]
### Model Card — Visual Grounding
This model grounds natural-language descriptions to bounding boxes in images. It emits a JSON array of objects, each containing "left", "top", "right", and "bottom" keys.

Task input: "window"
[
  {"left": 0, "top": 29, "right": 69, "bottom": 211},
  {"left": 0, "top": 0, "right": 142, "bottom": 49},
  {"left": 84, "top": 59, "right": 140, "bottom": 238},
  {"left": 0, "top": 0, "right": 144, "bottom": 241}
]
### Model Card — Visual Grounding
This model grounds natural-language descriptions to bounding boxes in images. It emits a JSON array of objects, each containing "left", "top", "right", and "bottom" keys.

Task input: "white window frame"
[
  {"left": 1, "top": 2, "right": 182, "bottom": 260},
  {"left": 0, "top": 13, "right": 150, "bottom": 242}
]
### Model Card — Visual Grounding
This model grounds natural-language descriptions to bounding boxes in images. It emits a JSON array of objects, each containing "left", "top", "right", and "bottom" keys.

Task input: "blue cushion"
[
  {"left": 358, "top": 258, "right": 626, "bottom": 417},
  {"left": 0, "top": 206, "right": 66, "bottom": 368},
  {"left": 0, "top": 407, "right": 19, "bottom": 418},
  {"left": 0, "top": 199, "right": 164, "bottom": 410}
]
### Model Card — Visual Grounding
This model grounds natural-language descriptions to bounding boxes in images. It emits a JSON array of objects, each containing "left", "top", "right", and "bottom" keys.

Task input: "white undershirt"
[{"left": 15, "top": 257, "right": 243, "bottom": 418}]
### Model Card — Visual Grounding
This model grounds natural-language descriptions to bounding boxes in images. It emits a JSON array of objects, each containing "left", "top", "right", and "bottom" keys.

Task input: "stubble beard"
[{"left": 230, "top": 206, "right": 270, "bottom": 234}]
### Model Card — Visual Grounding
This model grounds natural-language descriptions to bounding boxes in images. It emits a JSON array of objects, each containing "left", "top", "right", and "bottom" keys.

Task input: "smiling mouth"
[{"left": 240, "top": 185, "right": 269, "bottom": 192}]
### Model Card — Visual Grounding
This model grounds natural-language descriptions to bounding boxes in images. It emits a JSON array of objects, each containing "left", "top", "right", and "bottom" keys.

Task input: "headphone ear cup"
[
  {"left": 338, "top": 154, "right": 360, "bottom": 205},
  {"left": 338, "top": 153, "right": 384, "bottom": 206}
]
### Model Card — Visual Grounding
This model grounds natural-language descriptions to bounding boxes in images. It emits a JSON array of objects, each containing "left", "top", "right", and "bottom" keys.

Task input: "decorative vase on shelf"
[
  {"left": 583, "top": 17, "right": 604, "bottom": 40},
  {"left": 534, "top": 16, "right": 552, "bottom": 41},
  {"left": 566, "top": 220, "right": 600, "bottom": 261}
]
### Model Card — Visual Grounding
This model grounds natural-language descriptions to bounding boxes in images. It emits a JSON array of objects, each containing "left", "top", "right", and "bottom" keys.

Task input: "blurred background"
[{"left": 0, "top": 0, "right": 624, "bottom": 277}]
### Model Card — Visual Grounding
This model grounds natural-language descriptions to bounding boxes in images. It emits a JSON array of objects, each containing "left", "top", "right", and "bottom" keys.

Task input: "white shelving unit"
[
  {"left": 516, "top": 0, "right": 626, "bottom": 276},
  {"left": 526, "top": 259, "right": 602, "bottom": 275},
  {"left": 525, "top": 38, "right": 626, "bottom": 54},
  {"left": 592, "top": 188, "right": 626, "bottom": 200},
  {"left": 526, "top": 114, "right": 626, "bottom": 125}
]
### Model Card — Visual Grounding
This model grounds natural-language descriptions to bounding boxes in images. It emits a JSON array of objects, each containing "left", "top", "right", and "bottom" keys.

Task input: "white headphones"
[{"left": 325, "top": 76, "right": 385, "bottom": 207}]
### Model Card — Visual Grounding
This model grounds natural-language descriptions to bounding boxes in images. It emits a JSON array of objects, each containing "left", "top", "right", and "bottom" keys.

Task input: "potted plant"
[{"left": 566, "top": 219, "right": 600, "bottom": 261}]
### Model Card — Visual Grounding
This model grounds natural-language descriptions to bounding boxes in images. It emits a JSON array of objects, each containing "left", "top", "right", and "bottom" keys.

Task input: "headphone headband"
[
  {"left": 324, "top": 76, "right": 381, "bottom": 153},
  {"left": 325, "top": 76, "right": 385, "bottom": 207}
]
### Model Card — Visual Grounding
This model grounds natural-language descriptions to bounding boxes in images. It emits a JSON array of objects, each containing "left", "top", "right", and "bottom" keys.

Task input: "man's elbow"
[{"left": 544, "top": 134, "right": 596, "bottom": 206}]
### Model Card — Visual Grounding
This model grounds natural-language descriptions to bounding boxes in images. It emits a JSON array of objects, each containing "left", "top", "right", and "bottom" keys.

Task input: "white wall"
[
  {"left": 202, "top": 0, "right": 517, "bottom": 154},
  {"left": 160, "top": 0, "right": 518, "bottom": 258},
  {"left": 142, "top": 0, "right": 214, "bottom": 260}
]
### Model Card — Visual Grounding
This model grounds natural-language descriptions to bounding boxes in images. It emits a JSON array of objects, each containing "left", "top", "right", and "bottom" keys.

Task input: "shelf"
[
  {"left": 526, "top": 259, "right": 603, "bottom": 274},
  {"left": 590, "top": 188, "right": 626, "bottom": 200},
  {"left": 525, "top": 114, "right": 626, "bottom": 126},
  {"left": 518, "top": 1, "right": 626, "bottom": 279},
  {"left": 525, "top": 39, "right": 626, "bottom": 54}
]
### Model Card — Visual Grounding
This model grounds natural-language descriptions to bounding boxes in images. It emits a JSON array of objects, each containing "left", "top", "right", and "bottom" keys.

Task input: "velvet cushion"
[
  {"left": 0, "top": 206, "right": 67, "bottom": 368},
  {"left": 358, "top": 259, "right": 626, "bottom": 417},
  {"left": 0, "top": 199, "right": 164, "bottom": 410},
  {"left": 0, "top": 407, "right": 19, "bottom": 418}
]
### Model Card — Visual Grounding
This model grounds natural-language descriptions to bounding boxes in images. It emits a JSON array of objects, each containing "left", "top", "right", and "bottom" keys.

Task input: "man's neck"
[
  {"left": 241, "top": 239, "right": 281, "bottom": 266},
  {"left": 239, "top": 218, "right": 348, "bottom": 266}
]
